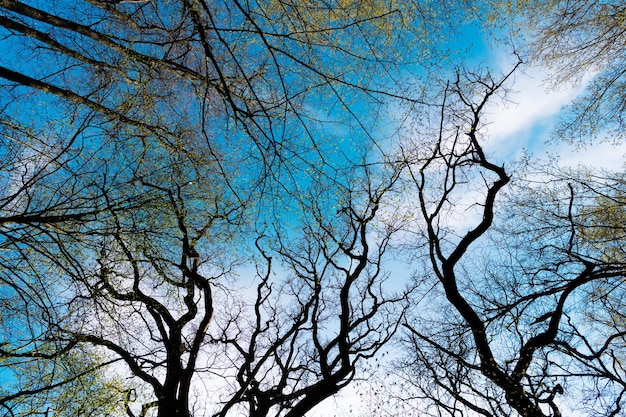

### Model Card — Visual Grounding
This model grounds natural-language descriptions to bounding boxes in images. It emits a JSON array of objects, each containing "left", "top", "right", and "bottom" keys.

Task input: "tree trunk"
[{"left": 157, "top": 396, "right": 188, "bottom": 417}]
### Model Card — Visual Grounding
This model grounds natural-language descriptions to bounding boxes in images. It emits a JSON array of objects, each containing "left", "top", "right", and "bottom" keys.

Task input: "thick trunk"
[{"left": 157, "top": 396, "right": 189, "bottom": 417}]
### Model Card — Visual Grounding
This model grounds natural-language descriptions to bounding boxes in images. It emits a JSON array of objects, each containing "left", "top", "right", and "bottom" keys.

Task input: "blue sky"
[
  {"left": 306, "top": 9, "right": 626, "bottom": 416},
  {"left": 1, "top": 2, "right": 624, "bottom": 416},
  {"left": 484, "top": 55, "right": 626, "bottom": 171}
]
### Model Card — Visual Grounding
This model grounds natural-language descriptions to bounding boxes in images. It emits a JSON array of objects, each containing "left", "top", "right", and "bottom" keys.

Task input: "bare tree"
[
  {"left": 208, "top": 165, "right": 406, "bottom": 417},
  {"left": 0, "top": 111, "right": 155, "bottom": 416},
  {"left": 0, "top": 117, "right": 237, "bottom": 416},
  {"left": 0, "top": 145, "right": 408, "bottom": 417},
  {"left": 396, "top": 64, "right": 626, "bottom": 417},
  {"left": 492, "top": 167, "right": 626, "bottom": 416},
  {"left": 0, "top": 0, "right": 446, "bottom": 195},
  {"left": 67, "top": 180, "right": 239, "bottom": 417},
  {"left": 3, "top": 2, "right": 575, "bottom": 416}
]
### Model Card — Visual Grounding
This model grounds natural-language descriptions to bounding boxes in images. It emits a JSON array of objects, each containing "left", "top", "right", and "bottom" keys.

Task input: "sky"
[
  {"left": 486, "top": 59, "right": 626, "bottom": 171},
  {"left": 1, "top": 2, "right": 625, "bottom": 417},
  {"left": 308, "top": 10, "right": 626, "bottom": 416}
]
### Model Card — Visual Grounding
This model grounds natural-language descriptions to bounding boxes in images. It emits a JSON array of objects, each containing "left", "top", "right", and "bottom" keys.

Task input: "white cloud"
[
  {"left": 550, "top": 140, "right": 626, "bottom": 171},
  {"left": 479, "top": 54, "right": 593, "bottom": 163},
  {"left": 472, "top": 55, "right": 626, "bottom": 174},
  {"left": 485, "top": 67, "right": 585, "bottom": 141}
]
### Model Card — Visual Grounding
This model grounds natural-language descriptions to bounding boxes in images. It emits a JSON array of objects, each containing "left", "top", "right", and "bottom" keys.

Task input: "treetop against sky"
[{"left": 1, "top": 1, "right": 625, "bottom": 417}]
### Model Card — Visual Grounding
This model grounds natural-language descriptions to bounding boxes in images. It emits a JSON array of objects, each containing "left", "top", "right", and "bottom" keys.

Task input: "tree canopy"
[
  {"left": 0, "top": 1, "right": 625, "bottom": 417},
  {"left": 508, "top": 0, "right": 626, "bottom": 143}
]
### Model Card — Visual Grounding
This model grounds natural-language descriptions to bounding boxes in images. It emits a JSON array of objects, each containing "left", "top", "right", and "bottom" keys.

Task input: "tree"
[
  {"left": 11, "top": 1, "right": 626, "bottom": 416},
  {"left": 504, "top": 0, "right": 626, "bottom": 143},
  {"left": 393, "top": 64, "right": 626, "bottom": 417},
  {"left": 211, "top": 165, "right": 405, "bottom": 417},
  {"left": 0, "top": 112, "right": 228, "bottom": 416},
  {"left": 0, "top": 111, "right": 150, "bottom": 416},
  {"left": 0, "top": 0, "right": 451, "bottom": 190},
  {"left": 0, "top": 1, "right": 442, "bottom": 414},
  {"left": 0, "top": 345, "right": 131, "bottom": 417},
  {"left": 63, "top": 175, "right": 240, "bottom": 417},
  {"left": 498, "top": 167, "right": 626, "bottom": 416},
  {"left": 0, "top": 134, "right": 407, "bottom": 417}
]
